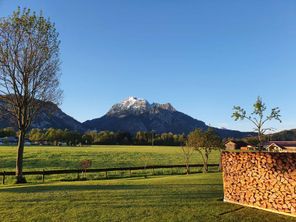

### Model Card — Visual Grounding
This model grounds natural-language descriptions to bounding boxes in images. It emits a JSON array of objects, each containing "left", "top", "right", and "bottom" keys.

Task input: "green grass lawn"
[
  {"left": 0, "top": 145, "right": 221, "bottom": 183},
  {"left": 1, "top": 146, "right": 295, "bottom": 221},
  {"left": 0, "top": 145, "right": 220, "bottom": 171},
  {"left": 0, "top": 173, "right": 295, "bottom": 222}
]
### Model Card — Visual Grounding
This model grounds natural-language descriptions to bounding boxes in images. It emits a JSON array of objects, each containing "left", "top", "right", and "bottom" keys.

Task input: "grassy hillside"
[
  {"left": 0, "top": 145, "right": 220, "bottom": 171},
  {"left": 0, "top": 173, "right": 294, "bottom": 222}
]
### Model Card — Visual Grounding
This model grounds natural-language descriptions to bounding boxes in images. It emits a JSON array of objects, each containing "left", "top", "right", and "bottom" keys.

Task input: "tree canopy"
[{"left": 232, "top": 97, "right": 281, "bottom": 149}]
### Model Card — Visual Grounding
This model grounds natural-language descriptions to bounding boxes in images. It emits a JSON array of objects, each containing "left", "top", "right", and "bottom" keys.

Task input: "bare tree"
[
  {"left": 232, "top": 97, "right": 281, "bottom": 150},
  {"left": 0, "top": 8, "right": 62, "bottom": 183},
  {"left": 187, "top": 128, "right": 222, "bottom": 173},
  {"left": 181, "top": 145, "right": 195, "bottom": 175},
  {"left": 80, "top": 159, "right": 92, "bottom": 178}
]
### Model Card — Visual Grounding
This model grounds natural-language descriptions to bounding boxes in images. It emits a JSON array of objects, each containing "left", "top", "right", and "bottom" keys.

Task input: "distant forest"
[
  {"left": 0, "top": 127, "right": 294, "bottom": 147},
  {"left": 0, "top": 127, "right": 186, "bottom": 146}
]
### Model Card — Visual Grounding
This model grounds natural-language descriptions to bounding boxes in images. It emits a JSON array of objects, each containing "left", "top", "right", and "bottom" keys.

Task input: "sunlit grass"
[
  {"left": 0, "top": 173, "right": 294, "bottom": 222},
  {"left": 0, "top": 145, "right": 220, "bottom": 171}
]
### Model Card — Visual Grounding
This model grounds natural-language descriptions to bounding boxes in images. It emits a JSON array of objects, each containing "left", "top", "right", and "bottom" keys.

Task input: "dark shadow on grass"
[
  {"left": 0, "top": 183, "right": 222, "bottom": 194},
  {"left": 219, "top": 206, "right": 245, "bottom": 216}
]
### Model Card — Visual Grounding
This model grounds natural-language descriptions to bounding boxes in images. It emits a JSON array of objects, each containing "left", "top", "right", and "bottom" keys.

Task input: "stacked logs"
[{"left": 222, "top": 152, "right": 296, "bottom": 216}]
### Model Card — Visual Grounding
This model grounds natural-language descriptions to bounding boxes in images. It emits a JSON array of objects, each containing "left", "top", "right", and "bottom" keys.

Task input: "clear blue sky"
[{"left": 1, "top": 0, "right": 296, "bottom": 132}]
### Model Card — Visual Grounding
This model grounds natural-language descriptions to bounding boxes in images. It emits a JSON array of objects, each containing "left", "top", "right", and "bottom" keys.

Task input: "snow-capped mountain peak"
[
  {"left": 106, "top": 96, "right": 176, "bottom": 116},
  {"left": 121, "top": 96, "right": 150, "bottom": 109}
]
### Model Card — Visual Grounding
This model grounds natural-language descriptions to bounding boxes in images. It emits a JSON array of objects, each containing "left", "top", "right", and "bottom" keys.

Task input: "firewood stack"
[{"left": 222, "top": 152, "right": 296, "bottom": 216}]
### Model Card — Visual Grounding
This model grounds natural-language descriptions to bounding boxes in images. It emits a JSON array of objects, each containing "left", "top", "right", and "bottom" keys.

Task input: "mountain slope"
[
  {"left": 268, "top": 129, "right": 296, "bottom": 141},
  {"left": 0, "top": 101, "right": 84, "bottom": 131},
  {"left": 83, "top": 97, "right": 254, "bottom": 138}
]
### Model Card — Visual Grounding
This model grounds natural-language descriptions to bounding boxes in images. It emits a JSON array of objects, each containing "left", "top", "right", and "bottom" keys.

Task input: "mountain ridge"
[
  {"left": 0, "top": 96, "right": 258, "bottom": 138},
  {"left": 82, "top": 97, "right": 255, "bottom": 138}
]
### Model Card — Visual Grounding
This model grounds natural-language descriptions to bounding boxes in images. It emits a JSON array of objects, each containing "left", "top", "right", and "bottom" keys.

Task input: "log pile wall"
[{"left": 222, "top": 152, "right": 296, "bottom": 217}]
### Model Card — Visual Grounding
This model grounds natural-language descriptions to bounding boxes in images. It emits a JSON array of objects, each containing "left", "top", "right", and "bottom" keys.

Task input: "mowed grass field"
[
  {"left": 1, "top": 145, "right": 295, "bottom": 222},
  {"left": 0, "top": 145, "right": 220, "bottom": 171},
  {"left": 0, "top": 173, "right": 295, "bottom": 222},
  {"left": 0, "top": 145, "right": 220, "bottom": 183}
]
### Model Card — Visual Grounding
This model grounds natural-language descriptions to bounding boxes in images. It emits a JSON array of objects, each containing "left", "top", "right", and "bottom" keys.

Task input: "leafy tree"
[
  {"left": 45, "top": 128, "right": 59, "bottom": 145},
  {"left": 82, "top": 130, "right": 97, "bottom": 144},
  {"left": 82, "top": 133, "right": 93, "bottom": 145},
  {"left": 0, "top": 8, "right": 62, "bottom": 183},
  {"left": 176, "top": 134, "right": 186, "bottom": 146},
  {"left": 29, "top": 128, "right": 44, "bottom": 142},
  {"left": 0, "top": 127, "right": 16, "bottom": 137},
  {"left": 115, "top": 132, "right": 132, "bottom": 145},
  {"left": 55, "top": 129, "right": 65, "bottom": 144},
  {"left": 232, "top": 97, "right": 281, "bottom": 149},
  {"left": 64, "top": 130, "right": 81, "bottom": 146},
  {"left": 135, "top": 131, "right": 150, "bottom": 145},
  {"left": 96, "top": 131, "right": 116, "bottom": 145},
  {"left": 160, "top": 132, "right": 175, "bottom": 146},
  {"left": 187, "top": 128, "right": 222, "bottom": 173}
]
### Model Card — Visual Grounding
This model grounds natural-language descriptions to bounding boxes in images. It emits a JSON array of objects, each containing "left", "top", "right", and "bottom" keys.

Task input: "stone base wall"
[{"left": 222, "top": 152, "right": 296, "bottom": 217}]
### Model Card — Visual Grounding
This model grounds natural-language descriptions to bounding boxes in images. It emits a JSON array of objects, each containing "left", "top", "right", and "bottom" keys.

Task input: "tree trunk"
[
  {"left": 258, "top": 128, "right": 263, "bottom": 151},
  {"left": 203, "top": 151, "right": 209, "bottom": 173},
  {"left": 16, "top": 130, "right": 26, "bottom": 183},
  {"left": 186, "top": 161, "right": 190, "bottom": 175},
  {"left": 258, "top": 133, "right": 261, "bottom": 150}
]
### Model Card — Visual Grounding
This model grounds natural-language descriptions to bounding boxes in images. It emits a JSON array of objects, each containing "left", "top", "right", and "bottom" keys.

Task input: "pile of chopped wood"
[{"left": 222, "top": 152, "right": 296, "bottom": 216}]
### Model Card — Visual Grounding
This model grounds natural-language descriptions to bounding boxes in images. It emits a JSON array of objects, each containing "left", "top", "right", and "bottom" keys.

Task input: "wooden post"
[
  {"left": 42, "top": 169, "right": 45, "bottom": 183},
  {"left": 129, "top": 169, "right": 132, "bottom": 177},
  {"left": 105, "top": 171, "right": 108, "bottom": 179},
  {"left": 2, "top": 171, "right": 5, "bottom": 185}
]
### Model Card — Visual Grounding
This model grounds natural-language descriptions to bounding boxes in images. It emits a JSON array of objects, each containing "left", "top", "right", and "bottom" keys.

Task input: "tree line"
[{"left": 26, "top": 128, "right": 185, "bottom": 146}]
